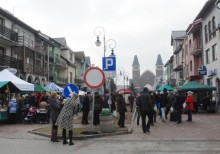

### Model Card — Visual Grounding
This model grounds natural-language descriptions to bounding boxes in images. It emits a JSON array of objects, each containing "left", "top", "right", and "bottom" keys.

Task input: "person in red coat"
[{"left": 185, "top": 91, "right": 194, "bottom": 122}]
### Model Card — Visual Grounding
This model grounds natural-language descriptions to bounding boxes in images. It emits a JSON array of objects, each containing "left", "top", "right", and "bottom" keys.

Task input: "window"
[
  {"left": 0, "top": 47, "right": 5, "bottom": 54},
  {"left": 69, "top": 72, "right": 73, "bottom": 83},
  {"left": 212, "top": 44, "right": 217, "bottom": 61},
  {"left": 212, "top": 16, "right": 216, "bottom": 38},
  {"left": 208, "top": 21, "right": 212, "bottom": 40},
  {"left": 27, "top": 57, "right": 30, "bottom": 64},
  {"left": 69, "top": 52, "right": 73, "bottom": 61},
  {"left": 0, "top": 18, "right": 4, "bottom": 25},
  {"left": 206, "top": 49, "right": 210, "bottom": 64},
  {"left": 207, "top": 78, "right": 212, "bottom": 86},
  {"left": 205, "top": 25, "right": 208, "bottom": 43},
  {"left": 190, "top": 61, "right": 192, "bottom": 71}
]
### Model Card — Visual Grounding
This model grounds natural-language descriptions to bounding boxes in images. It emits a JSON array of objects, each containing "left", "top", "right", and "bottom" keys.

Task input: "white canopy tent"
[
  {"left": 0, "top": 69, "right": 34, "bottom": 91},
  {"left": 46, "top": 82, "right": 64, "bottom": 92}
]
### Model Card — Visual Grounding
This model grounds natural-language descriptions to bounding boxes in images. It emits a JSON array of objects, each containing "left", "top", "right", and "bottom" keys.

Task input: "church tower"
[
  {"left": 155, "top": 54, "right": 164, "bottom": 77},
  {"left": 132, "top": 55, "right": 140, "bottom": 89}
]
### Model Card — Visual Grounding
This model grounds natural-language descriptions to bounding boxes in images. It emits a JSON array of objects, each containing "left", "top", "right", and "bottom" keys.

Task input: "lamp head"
[
  {"left": 95, "top": 37, "right": 101, "bottom": 47},
  {"left": 216, "top": 0, "right": 220, "bottom": 9}
]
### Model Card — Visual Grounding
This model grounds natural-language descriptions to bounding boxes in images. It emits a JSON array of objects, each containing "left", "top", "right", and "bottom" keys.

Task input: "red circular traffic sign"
[{"left": 84, "top": 67, "right": 105, "bottom": 89}]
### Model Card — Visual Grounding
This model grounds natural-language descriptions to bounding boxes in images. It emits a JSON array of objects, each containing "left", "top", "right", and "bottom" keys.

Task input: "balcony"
[
  {"left": 74, "top": 78, "right": 84, "bottom": 85},
  {"left": 191, "top": 40, "right": 202, "bottom": 56},
  {"left": 23, "top": 63, "right": 33, "bottom": 74},
  {"left": 0, "top": 24, "right": 18, "bottom": 43},
  {"left": 0, "top": 54, "right": 22, "bottom": 70},
  {"left": 17, "top": 36, "right": 46, "bottom": 54},
  {"left": 55, "top": 58, "right": 67, "bottom": 68}
]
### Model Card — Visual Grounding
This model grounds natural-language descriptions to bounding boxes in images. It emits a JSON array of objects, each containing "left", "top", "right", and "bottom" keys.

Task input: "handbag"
[{"left": 113, "top": 110, "right": 118, "bottom": 117}]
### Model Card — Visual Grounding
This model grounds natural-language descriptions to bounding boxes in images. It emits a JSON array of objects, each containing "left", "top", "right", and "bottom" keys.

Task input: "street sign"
[
  {"left": 102, "top": 57, "right": 116, "bottom": 71},
  {"left": 63, "top": 83, "right": 79, "bottom": 98},
  {"left": 84, "top": 67, "right": 105, "bottom": 89}
]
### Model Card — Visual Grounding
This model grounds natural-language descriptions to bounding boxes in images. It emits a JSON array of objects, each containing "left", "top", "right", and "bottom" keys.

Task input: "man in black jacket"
[
  {"left": 139, "top": 87, "right": 153, "bottom": 133},
  {"left": 81, "top": 92, "right": 91, "bottom": 125}
]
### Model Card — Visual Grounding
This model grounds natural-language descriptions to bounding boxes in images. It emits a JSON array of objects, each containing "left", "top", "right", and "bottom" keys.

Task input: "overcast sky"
[{"left": 1, "top": 0, "right": 208, "bottom": 83}]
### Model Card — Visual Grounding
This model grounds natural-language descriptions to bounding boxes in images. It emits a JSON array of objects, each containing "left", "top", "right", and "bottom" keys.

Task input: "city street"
[{"left": 0, "top": 113, "right": 220, "bottom": 154}]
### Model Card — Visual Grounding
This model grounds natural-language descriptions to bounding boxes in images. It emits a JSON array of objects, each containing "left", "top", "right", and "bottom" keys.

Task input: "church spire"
[
  {"left": 156, "top": 54, "right": 163, "bottom": 65},
  {"left": 132, "top": 55, "right": 140, "bottom": 66}
]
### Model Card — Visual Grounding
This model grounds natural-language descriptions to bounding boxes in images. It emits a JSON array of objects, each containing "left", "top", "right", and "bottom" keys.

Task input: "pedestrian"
[
  {"left": 166, "top": 90, "right": 175, "bottom": 120},
  {"left": 47, "top": 92, "right": 61, "bottom": 142},
  {"left": 151, "top": 92, "right": 157, "bottom": 124},
  {"left": 159, "top": 91, "right": 168, "bottom": 122},
  {"left": 139, "top": 87, "right": 153, "bottom": 133},
  {"left": 8, "top": 94, "right": 17, "bottom": 124},
  {"left": 128, "top": 94, "right": 134, "bottom": 112},
  {"left": 174, "top": 90, "right": 185, "bottom": 124},
  {"left": 56, "top": 93, "right": 79, "bottom": 145},
  {"left": 185, "top": 91, "right": 194, "bottom": 122},
  {"left": 193, "top": 92, "right": 199, "bottom": 113},
  {"left": 116, "top": 94, "right": 127, "bottom": 128},
  {"left": 81, "top": 92, "right": 91, "bottom": 125},
  {"left": 93, "top": 92, "right": 103, "bottom": 126},
  {"left": 135, "top": 92, "right": 141, "bottom": 125},
  {"left": 103, "top": 90, "right": 110, "bottom": 108}
]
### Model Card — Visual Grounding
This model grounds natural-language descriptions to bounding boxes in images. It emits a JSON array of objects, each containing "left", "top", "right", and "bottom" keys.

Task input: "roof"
[
  {"left": 171, "top": 31, "right": 186, "bottom": 45},
  {"left": 157, "top": 84, "right": 174, "bottom": 91},
  {"left": 74, "top": 51, "right": 85, "bottom": 60},
  {"left": 132, "top": 55, "right": 140, "bottom": 66},
  {"left": 194, "top": 0, "right": 216, "bottom": 21},
  {"left": 156, "top": 54, "right": 163, "bottom": 65},
  {"left": 53, "top": 37, "right": 67, "bottom": 46}
]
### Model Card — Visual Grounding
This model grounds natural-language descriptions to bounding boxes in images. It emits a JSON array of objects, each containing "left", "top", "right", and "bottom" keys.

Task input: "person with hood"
[
  {"left": 139, "top": 87, "right": 153, "bottom": 133},
  {"left": 56, "top": 93, "right": 79, "bottom": 145},
  {"left": 185, "top": 91, "right": 194, "bottom": 122},
  {"left": 81, "top": 92, "right": 91, "bottom": 125}
]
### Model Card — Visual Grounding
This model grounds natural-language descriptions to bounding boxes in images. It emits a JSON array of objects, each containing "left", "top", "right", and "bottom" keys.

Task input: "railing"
[
  {"left": 191, "top": 39, "right": 202, "bottom": 55},
  {"left": 35, "top": 66, "right": 44, "bottom": 75},
  {"left": 23, "top": 63, "right": 33, "bottom": 74},
  {"left": 0, "top": 54, "right": 22, "bottom": 70},
  {"left": 74, "top": 78, "right": 84, "bottom": 84},
  {"left": 17, "top": 36, "right": 46, "bottom": 54},
  {"left": 55, "top": 57, "right": 67, "bottom": 68},
  {"left": 0, "top": 24, "right": 18, "bottom": 42}
]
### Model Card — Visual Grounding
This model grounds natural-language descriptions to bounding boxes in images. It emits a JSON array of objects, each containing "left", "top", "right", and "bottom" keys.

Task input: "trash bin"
[{"left": 100, "top": 108, "right": 114, "bottom": 133}]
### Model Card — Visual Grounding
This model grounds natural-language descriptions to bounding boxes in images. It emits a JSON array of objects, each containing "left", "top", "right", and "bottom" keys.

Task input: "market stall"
[
  {"left": 179, "top": 81, "right": 216, "bottom": 112},
  {"left": 157, "top": 84, "right": 174, "bottom": 91}
]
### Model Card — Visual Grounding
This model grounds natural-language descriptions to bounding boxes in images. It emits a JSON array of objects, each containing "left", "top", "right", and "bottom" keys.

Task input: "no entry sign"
[{"left": 84, "top": 67, "right": 105, "bottom": 89}]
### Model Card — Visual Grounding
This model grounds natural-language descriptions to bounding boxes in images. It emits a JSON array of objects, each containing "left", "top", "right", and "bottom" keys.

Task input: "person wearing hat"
[
  {"left": 56, "top": 93, "right": 79, "bottom": 145},
  {"left": 185, "top": 91, "right": 194, "bottom": 122},
  {"left": 93, "top": 92, "right": 103, "bottom": 126}
]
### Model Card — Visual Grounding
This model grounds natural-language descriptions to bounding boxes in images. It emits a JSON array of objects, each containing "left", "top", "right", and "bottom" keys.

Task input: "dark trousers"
[
  {"left": 153, "top": 111, "right": 157, "bottom": 122},
  {"left": 141, "top": 111, "right": 151, "bottom": 132},
  {"left": 176, "top": 109, "right": 182, "bottom": 123},
  {"left": 9, "top": 113, "right": 17, "bottom": 124},
  {"left": 165, "top": 105, "right": 171, "bottom": 119},
  {"left": 93, "top": 110, "right": 101, "bottom": 125},
  {"left": 82, "top": 110, "right": 89, "bottom": 124},
  {"left": 187, "top": 110, "right": 192, "bottom": 121},
  {"left": 193, "top": 102, "right": 198, "bottom": 113},
  {"left": 118, "top": 112, "right": 125, "bottom": 127}
]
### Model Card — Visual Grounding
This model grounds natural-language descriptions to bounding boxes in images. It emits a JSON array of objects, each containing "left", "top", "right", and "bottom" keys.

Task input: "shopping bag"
[
  {"left": 113, "top": 110, "right": 118, "bottom": 117},
  {"left": 154, "top": 104, "right": 157, "bottom": 112},
  {"left": 170, "top": 106, "right": 174, "bottom": 112}
]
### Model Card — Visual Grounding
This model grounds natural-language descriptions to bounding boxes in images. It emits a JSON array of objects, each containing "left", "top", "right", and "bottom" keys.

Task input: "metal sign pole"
[{"left": 92, "top": 90, "right": 95, "bottom": 125}]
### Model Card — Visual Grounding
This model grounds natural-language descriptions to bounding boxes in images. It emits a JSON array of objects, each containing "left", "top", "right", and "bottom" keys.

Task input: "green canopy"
[
  {"left": 43, "top": 87, "right": 54, "bottom": 92},
  {"left": 179, "top": 81, "right": 216, "bottom": 91},
  {"left": 0, "top": 81, "right": 20, "bottom": 93},
  {"left": 157, "top": 84, "right": 174, "bottom": 91},
  {"left": 34, "top": 84, "right": 46, "bottom": 92}
]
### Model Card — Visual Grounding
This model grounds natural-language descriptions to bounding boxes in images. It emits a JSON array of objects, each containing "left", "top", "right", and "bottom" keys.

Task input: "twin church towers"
[{"left": 131, "top": 54, "right": 164, "bottom": 91}]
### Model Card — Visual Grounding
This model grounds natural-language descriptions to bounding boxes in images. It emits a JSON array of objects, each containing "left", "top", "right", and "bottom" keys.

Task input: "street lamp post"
[
  {"left": 120, "top": 70, "right": 129, "bottom": 101},
  {"left": 94, "top": 26, "right": 117, "bottom": 111}
]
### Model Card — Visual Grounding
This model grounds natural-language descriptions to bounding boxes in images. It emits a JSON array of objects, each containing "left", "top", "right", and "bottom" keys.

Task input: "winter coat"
[
  {"left": 55, "top": 97, "right": 78, "bottom": 130},
  {"left": 139, "top": 93, "right": 153, "bottom": 114},
  {"left": 185, "top": 95, "right": 194, "bottom": 111},
  {"left": 167, "top": 93, "right": 175, "bottom": 107},
  {"left": 174, "top": 93, "right": 185, "bottom": 111},
  {"left": 8, "top": 98, "right": 17, "bottom": 113},
  {"left": 159, "top": 94, "right": 168, "bottom": 108},
  {"left": 48, "top": 97, "right": 61, "bottom": 121},
  {"left": 116, "top": 96, "right": 127, "bottom": 113},
  {"left": 94, "top": 95, "right": 103, "bottom": 111},
  {"left": 82, "top": 95, "right": 90, "bottom": 111}
]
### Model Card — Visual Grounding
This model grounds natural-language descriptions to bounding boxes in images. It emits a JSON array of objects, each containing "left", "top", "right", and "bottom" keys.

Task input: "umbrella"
[{"left": 157, "top": 84, "right": 174, "bottom": 91}]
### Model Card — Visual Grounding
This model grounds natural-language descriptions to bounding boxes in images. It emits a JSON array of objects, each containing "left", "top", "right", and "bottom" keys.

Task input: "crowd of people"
[{"left": 134, "top": 87, "right": 195, "bottom": 133}]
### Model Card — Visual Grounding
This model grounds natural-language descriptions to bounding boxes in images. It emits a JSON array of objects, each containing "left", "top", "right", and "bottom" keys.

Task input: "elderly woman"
[
  {"left": 56, "top": 93, "right": 79, "bottom": 146},
  {"left": 185, "top": 91, "right": 194, "bottom": 122},
  {"left": 47, "top": 92, "right": 61, "bottom": 142}
]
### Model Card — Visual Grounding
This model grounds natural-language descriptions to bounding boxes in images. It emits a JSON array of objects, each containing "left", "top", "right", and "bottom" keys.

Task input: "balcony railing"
[
  {"left": 0, "top": 54, "right": 22, "bottom": 70},
  {"left": 74, "top": 78, "right": 84, "bottom": 85},
  {"left": 55, "top": 58, "right": 67, "bottom": 68},
  {"left": 23, "top": 63, "right": 33, "bottom": 74},
  {"left": 17, "top": 36, "right": 46, "bottom": 54},
  {"left": 0, "top": 25, "right": 18, "bottom": 42},
  {"left": 191, "top": 39, "right": 202, "bottom": 55}
]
